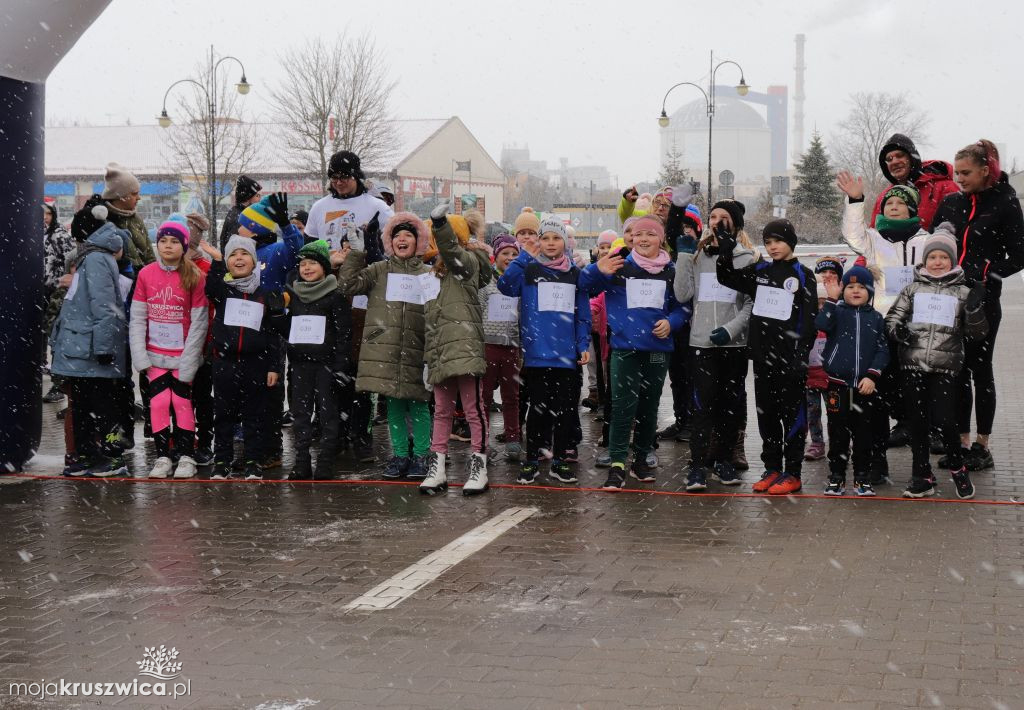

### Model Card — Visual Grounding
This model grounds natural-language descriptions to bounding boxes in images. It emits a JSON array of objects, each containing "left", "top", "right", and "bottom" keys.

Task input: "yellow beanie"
[{"left": 513, "top": 207, "right": 540, "bottom": 235}]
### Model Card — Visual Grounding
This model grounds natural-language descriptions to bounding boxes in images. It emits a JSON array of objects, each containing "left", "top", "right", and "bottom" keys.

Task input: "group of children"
[{"left": 48, "top": 147, "right": 1007, "bottom": 501}]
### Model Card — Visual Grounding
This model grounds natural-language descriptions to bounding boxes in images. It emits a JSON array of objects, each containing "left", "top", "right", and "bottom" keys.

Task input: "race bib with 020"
[{"left": 385, "top": 273, "right": 422, "bottom": 304}]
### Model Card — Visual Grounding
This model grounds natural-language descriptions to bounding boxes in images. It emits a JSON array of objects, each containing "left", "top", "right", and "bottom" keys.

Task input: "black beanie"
[
  {"left": 763, "top": 218, "right": 798, "bottom": 250},
  {"left": 711, "top": 199, "right": 745, "bottom": 232},
  {"left": 235, "top": 175, "right": 261, "bottom": 204},
  {"left": 70, "top": 194, "right": 109, "bottom": 243},
  {"left": 328, "top": 150, "right": 364, "bottom": 180}
]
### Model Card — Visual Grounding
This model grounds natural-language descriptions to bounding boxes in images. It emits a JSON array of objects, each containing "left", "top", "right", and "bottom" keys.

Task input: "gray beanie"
[
  {"left": 101, "top": 162, "right": 141, "bottom": 200},
  {"left": 923, "top": 222, "right": 958, "bottom": 262},
  {"left": 539, "top": 216, "right": 568, "bottom": 244},
  {"left": 224, "top": 234, "right": 258, "bottom": 265}
]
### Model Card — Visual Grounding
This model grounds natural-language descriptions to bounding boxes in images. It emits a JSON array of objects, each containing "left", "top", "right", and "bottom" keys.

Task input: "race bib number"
[
  {"left": 912, "top": 293, "right": 956, "bottom": 327},
  {"left": 752, "top": 286, "right": 794, "bottom": 321},
  {"left": 149, "top": 320, "right": 184, "bottom": 350},
  {"left": 289, "top": 315, "right": 327, "bottom": 344},
  {"left": 118, "top": 275, "right": 133, "bottom": 302},
  {"left": 418, "top": 272, "right": 441, "bottom": 303},
  {"left": 626, "top": 278, "right": 666, "bottom": 309},
  {"left": 487, "top": 294, "right": 519, "bottom": 322},
  {"left": 698, "top": 272, "right": 738, "bottom": 303},
  {"left": 883, "top": 266, "right": 915, "bottom": 297},
  {"left": 64, "top": 273, "right": 80, "bottom": 300},
  {"left": 224, "top": 298, "right": 265, "bottom": 331},
  {"left": 385, "top": 273, "right": 422, "bottom": 304},
  {"left": 537, "top": 282, "right": 575, "bottom": 313},
  {"left": 351, "top": 295, "right": 368, "bottom": 310},
  {"left": 809, "top": 337, "right": 826, "bottom": 367}
]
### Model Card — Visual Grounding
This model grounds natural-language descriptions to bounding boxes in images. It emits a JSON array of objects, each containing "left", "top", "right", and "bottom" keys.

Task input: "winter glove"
[
  {"left": 892, "top": 322, "right": 912, "bottom": 345},
  {"left": 346, "top": 226, "right": 365, "bottom": 253},
  {"left": 266, "top": 192, "right": 290, "bottom": 228},
  {"left": 96, "top": 353, "right": 115, "bottom": 366},
  {"left": 714, "top": 221, "right": 736, "bottom": 253},
  {"left": 965, "top": 283, "right": 986, "bottom": 312},
  {"left": 709, "top": 327, "right": 731, "bottom": 346},
  {"left": 364, "top": 212, "right": 385, "bottom": 265},
  {"left": 670, "top": 183, "right": 694, "bottom": 208},
  {"left": 676, "top": 234, "right": 697, "bottom": 255},
  {"left": 623, "top": 186, "right": 639, "bottom": 202},
  {"left": 430, "top": 200, "right": 450, "bottom": 228}
]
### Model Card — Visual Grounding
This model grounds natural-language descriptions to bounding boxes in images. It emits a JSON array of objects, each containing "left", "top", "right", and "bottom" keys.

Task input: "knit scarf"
[
  {"left": 105, "top": 202, "right": 137, "bottom": 218},
  {"left": 631, "top": 249, "right": 671, "bottom": 274},
  {"left": 292, "top": 274, "right": 338, "bottom": 303},
  {"left": 875, "top": 215, "right": 921, "bottom": 244},
  {"left": 226, "top": 270, "right": 260, "bottom": 295},
  {"left": 535, "top": 252, "right": 571, "bottom": 272}
]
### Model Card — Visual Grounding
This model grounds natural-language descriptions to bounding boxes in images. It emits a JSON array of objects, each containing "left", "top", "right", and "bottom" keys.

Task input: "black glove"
[
  {"left": 266, "top": 192, "right": 290, "bottom": 228},
  {"left": 965, "top": 283, "right": 986, "bottom": 312},
  {"left": 714, "top": 222, "right": 736, "bottom": 253},
  {"left": 892, "top": 322, "right": 912, "bottom": 345},
  {"left": 709, "top": 327, "right": 731, "bottom": 346},
  {"left": 97, "top": 353, "right": 114, "bottom": 366},
  {"left": 365, "top": 212, "right": 385, "bottom": 264}
]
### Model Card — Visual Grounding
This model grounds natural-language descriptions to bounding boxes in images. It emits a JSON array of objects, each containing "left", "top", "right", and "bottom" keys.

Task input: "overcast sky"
[{"left": 43, "top": 0, "right": 1023, "bottom": 186}]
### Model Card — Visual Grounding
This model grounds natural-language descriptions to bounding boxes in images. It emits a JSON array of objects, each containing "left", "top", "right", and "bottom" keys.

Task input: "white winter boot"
[
  {"left": 463, "top": 452, "right": 489, "bottom": 496},
  {"left": 418, "top": 453, "right": 447, "bottom": 495}
]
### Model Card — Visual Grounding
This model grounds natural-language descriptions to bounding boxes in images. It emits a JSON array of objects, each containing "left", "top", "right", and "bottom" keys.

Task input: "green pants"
[
  {"left": 609, "top": 350, "right": 670, "bottom": 465},
  {"left": 386, "top": 397, "right": 432, "bottom": 458}
]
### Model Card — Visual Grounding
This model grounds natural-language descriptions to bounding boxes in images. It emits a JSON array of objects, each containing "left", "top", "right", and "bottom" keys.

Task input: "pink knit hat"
[
  {"left": 598, "top": 229, "right": 617, "bottom": 246},
  {"left": 156, "top": 220, "right": 190, "bottom": 250}
]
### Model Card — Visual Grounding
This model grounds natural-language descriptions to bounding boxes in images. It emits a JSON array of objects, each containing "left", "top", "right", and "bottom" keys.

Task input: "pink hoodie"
[{"left": 129, "top": 262, "right": 208, "bottom": 383}]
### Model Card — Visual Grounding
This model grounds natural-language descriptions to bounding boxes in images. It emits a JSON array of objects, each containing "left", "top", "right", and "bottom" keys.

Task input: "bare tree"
[
  {"left": 830, "top": 91, "right": 929, "bottom": 205},
  {"left": 161, "top": 53, "right": 260, "bottom": 221},
  {"left": 269, "top": 35, "right": 398, "bottom": 190}
]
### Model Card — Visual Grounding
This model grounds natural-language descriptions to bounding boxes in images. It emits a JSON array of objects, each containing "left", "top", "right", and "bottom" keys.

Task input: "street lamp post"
[
  {"left": 157, "top": 45, "right": 250, "bottom": 226},
  {"left": 658, "top": 52, "right": 748, "bottom": 209}
]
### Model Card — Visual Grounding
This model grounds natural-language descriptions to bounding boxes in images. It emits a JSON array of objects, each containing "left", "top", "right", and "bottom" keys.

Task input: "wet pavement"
[{"left": 3, "top": 280, "right": 1024, "bottom": 708}]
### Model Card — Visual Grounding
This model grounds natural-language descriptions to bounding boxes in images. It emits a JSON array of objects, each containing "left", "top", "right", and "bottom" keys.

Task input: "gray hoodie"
[{"left": 673, "top": 244, "right": 755, "bottom": 348}]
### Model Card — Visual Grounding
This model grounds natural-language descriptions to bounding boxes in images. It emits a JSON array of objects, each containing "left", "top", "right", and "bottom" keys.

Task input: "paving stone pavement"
[{"left": 3, "top": 280, "right": 1024, "bottom": 708}]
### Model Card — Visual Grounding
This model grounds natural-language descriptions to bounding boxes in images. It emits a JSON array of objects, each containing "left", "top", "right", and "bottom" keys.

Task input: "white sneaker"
[
  {"left": 149, "top": 456, "right": 174, "bottom": 479},
  {"left": 463, "top": 453, "right": 489, "bottom": 496},
  {"left": 418, "top": 453, "right": 447, "bottom": 495},
  {"left": 173, "top": 456, "right": 197, "bottom": 479}
]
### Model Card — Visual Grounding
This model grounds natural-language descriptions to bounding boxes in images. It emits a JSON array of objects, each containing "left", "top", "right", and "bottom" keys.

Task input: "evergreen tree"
[
  {"left": 790, "top": 131, "right": 841, "bottom": 241},
  {"left": 658, "top": 143, "right": 690, "bottom": 186}
]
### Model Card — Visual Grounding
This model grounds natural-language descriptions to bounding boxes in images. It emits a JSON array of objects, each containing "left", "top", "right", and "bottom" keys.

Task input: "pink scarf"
[
  {"left": 536, "top": 253, "right": 571, "bottom": 272},
  {"left": 631, "top": 249, "right": 671, "bottom": 274}
]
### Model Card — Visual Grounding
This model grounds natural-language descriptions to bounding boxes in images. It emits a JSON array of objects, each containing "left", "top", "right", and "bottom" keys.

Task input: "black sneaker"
[
  {"left": 88, "top": 456, "right": 128, "bottom": 478},
  {"left": 685, "top": 464, "right": 708, "bottom": 491},
  {"left": 602, "top": 464, "right": 626, "bottom": 490},
  {"left": 42, "top": 385, "right": 65, "bottom": 403},
  {"left": 886, "top": 424, "right": 910, "bottom": 448},
  {"left": 903, "top": 476, "right": 937, "bottom": 498},
  {"left": 210, "top": 463, "right": 234, "bottom": 480},
  {"left": 517, "top": 462, "right": 539, "bottom": 485},
  {"left": 629, "top": 457, "right": 656, "bottom": 483},
  {"left": 549, "top": 461, "right": 578, "bottom": 484},
  {"left": 823, "top": 476, "right": 845, "bottom": 496},
  {"left": 406, "top": 455, "right": 428, "bottom": 480},
  {"left": 966, "top": 443, "right": 993, "bottom": 472},
  {"left": 711, "top": 460, "right": 741, "bottom": 486},
  {"left": 950, "top": 466, "right": 975, "bottom": 499},
  {"left": 231, "top": 457, "right": 246, "bottom": 472},
  {"left": 62, "top": 458, "right": 93, "bottom": 477},
  {"left": 929, "top": 433, "right": 946, "bottom": 455},
  {"left": 382, "top": 456, "right": 410, "bottom": 480},
  {"left": 656, "top": 421, "right": 684, "bottom": 441},
  {"left": 244, "top": 462, "right": 263, "bottom": 481},
  {"left": 676, "top": 426, "right": 691, "bottom": 442},
  {"left": 194, "top": 447, "right": 214, "bottom": 466},
  {"left": 938, "top": 447, "right": 970, "bottom": 469},
  {"left": 852, "top": 480, "right": 876, "bottom": 497}
]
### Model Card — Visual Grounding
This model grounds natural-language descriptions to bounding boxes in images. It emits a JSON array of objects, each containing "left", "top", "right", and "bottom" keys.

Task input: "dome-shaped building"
[{"left": 659, "top": 95, "right": 772, "bottom": 186}]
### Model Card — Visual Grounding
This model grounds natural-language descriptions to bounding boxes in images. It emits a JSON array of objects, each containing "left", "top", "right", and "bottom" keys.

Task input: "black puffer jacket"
[
  {"left": 931, "top": 173, "right": 1024, "bottom": 298},
  {"left": 205, "top": 260, "right": 285, "bottom": 369},
  {"left": 281, "top": 277, "right": 351, "bottom": 371}
]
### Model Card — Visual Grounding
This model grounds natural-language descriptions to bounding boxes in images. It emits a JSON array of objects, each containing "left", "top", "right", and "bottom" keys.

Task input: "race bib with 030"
[
  {"left": 487, "top": 294, "right": 519, "bottom": 322},
  {"left": 912, "top": 293, "right": 956, "bottom": 327},
  {"left": 698, "top": 272, "right": 738, "bottom": 303},
  {"left": 149, "top": 320, "right": 184, "bottom": 349},
  {"left": 224, "top": 298, "right": 265, "bottom": 331},
  {"left": 289, "top": 315, "right": 327, "bottom": 344},
  {"left": 626, "top": 278, "right": 666, "bottom": 309},
  {"left": 752, "top": 286, "right": 794, "bottom": 321},
  {"left": 537, "top": 282, "right": 575, "bottom": 313}
]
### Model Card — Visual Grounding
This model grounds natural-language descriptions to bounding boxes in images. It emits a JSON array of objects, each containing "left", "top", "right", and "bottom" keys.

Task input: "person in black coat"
[{"left": 218, "top": 175, "right": 262, "bottom": 251}]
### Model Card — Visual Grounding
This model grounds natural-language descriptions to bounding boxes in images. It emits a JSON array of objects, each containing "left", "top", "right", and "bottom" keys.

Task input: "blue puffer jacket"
[
  {"left": 497, "top": 251, "right": 591, "bottom": 369},
  {"left": 258, "top": 223, "right": 304, "bottom": 292},
  {"left": 50, "top": 223, "right": 130, "bottom": 379},
  {"left": 814, "top": 299, "right": 889, "bottom": 387},
  {"left": 579, "top": 256, "right": 690, "bottom": 353}
]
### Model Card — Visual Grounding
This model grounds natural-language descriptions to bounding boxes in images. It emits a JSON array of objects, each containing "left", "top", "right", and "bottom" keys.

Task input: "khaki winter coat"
[
  {"left": 338, "top": 251, "right": 431, "bottom": 401},
  {"left": 106, "top": 207, "right": 155, "bottom": 269},
  {"left": 423, "top": 220, "right": 489, "bottom": 384}
]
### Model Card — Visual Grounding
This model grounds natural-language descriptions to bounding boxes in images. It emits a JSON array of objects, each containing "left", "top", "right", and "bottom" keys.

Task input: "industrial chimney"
[{"left": 792, "top": 33, "right": 806, "bottom": 165}]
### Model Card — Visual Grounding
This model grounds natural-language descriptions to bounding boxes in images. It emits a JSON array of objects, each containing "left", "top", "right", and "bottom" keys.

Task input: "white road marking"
[{"left": 343, "top": 506, "right": 537, "bottom": 612}]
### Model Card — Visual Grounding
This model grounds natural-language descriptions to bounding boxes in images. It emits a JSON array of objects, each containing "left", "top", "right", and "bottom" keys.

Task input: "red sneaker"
[
  {"left": 767, "top": 473, "right": 803, "bottom": 495},
  {"left": 752, "top": 470, "right": 783, "bottom": 493}
]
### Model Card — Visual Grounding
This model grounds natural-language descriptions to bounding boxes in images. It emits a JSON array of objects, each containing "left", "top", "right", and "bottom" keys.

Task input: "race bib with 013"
[
  {"left": 223, "top": 298, "right": 265, "bottom": 331},
  {"left": 537, "top": 282, "right": 575, "bottom": 313},
  {"left": 752, "top": 285, "right": 794, "bottom": 321},
  {"left": 148, "top": 320, "right": 185, "bottom": 349},
  {"left": 289, "top": 315, "right": 327, "bottom": 344},
  {"left": 698, "top": 272, "right": 737, "bottom": 303},
  {"left": 626, "top": 278, "right": 666, "bottom": 309},
  {"left": 487, "top": 294, "right": 519, "bottom": 322},
  {"left": 912, "top": 292, "right": 956, "bottom": 327},
  {"left": 385, "top": 273, "right": 422, "bottom": 304}
]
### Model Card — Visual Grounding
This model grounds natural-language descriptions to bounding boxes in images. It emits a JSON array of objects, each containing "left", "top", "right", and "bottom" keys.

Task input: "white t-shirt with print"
[{"left": 304, "top": 192, "right": 394, "bottom": 247}]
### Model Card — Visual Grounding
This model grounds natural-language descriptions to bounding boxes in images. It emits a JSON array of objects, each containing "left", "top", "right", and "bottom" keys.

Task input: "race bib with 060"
[
  {"left": 224, "top": 298, "right": 265, "bottom": 331},
  {"left": 487, "top": 294, "right": 519, "bottom": 322},
  {"left": 752, "top": 285, "right": 794, "bottom": 321},
  {"left": 537, "top": 282, "right": 575, "bottom": 313},
  {"left": 289, "top": 315, "right": 327, "bottom": 344},
  {"left": 626, "top": 278, "right": 666, "bottom": 309},
  {"left": 148, "top": 320, "right": 185, "bottom": 349},
  {"left": 912, "top": 293, "right": 956, "bottom": 327},
  {"left": 698, "top": 272, "right": 738, "bottom": 303},
  {"left": 385, "top": 273, "right": 422, "bottom": 304}
]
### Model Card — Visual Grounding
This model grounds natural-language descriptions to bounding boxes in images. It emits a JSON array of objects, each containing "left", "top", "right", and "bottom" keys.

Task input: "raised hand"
[
  {"left": 836, "top": 171, "right": 864, "bottom": 201},
  {"left": 596, "top": 252, "right": 625, "bottom": 276},
  {"left": 266, "top": 192, "right": 290, "bottom": 227}
]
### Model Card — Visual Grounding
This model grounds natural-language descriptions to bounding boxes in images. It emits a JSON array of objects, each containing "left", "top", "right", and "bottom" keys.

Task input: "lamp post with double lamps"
[
  {"left": 658, "top": 54, "right": 748, "bottom": 208},
  {"left": 157, "top": 46, "right": 251, "bottom": 225}
]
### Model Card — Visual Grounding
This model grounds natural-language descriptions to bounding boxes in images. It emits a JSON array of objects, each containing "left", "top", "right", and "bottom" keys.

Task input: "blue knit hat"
[
  {"left": 842, "top": 264, "right": 874, "bottom": 296},
  {"left": 238, "top": 196, "right": 277, "bottom": 238}
]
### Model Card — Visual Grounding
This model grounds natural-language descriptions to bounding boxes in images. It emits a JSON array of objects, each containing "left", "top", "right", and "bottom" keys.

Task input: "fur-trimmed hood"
[{"left": 382, "top": 211, "right": 430, "bottom": 256}]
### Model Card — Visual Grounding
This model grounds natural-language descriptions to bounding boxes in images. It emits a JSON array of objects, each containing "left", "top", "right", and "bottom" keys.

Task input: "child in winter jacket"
[
  {"left": 130, "top": 220, "right": 209, "bottom": 479},
  {"left": 816, "top": 265, "right": 890, "bottom": 496},
  {"left": 885, "top": 228, "right": 988, "bottom": 499},
  {"left": 418, "top": 205, "right": 492, "bottom": 496},
  {"left": 717, "top": 213, "right": 819, "bottom": 495},
  {"left": 672, "top": 205, "right": 755, "bottom": 490},
  {"left": 199, "top": 235, "right": 285, "bottom": 481},
  {"left": 582, "top": 217, "right": 689, "bottom": 489},
  {"left": 337, "top": 212, "right": 433, "bottom": 480},
  {"left": 584, "top": 230, "right": 616, "bottom": 412},
  {"left": 806, "top": 258, "right": 844, "bottom": 462},
  {"left": 281, "top": 240, "right": 351, "bottom": 481},
  {"left": 480, "top": 233, "right": 523, "bottom": 461},
  {"left": 498, "top": 216, "right": 591, "bottom": 485}
]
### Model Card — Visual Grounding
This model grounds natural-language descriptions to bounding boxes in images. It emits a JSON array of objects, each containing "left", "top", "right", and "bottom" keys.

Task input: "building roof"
[
  {"left": 668, "top": 96, "right": 768, "bottom": 131},
  {"left": 44, "top": 118, "right": 453, "bottom": 177}
]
